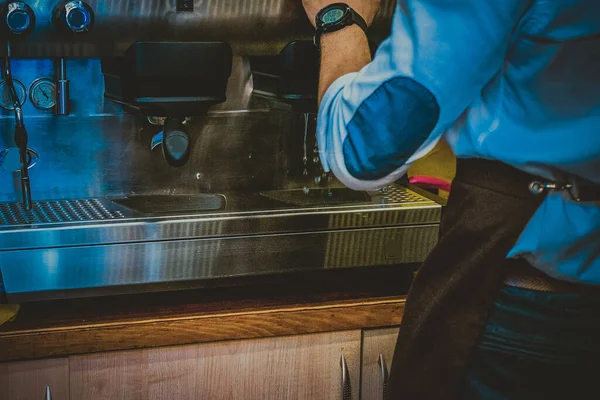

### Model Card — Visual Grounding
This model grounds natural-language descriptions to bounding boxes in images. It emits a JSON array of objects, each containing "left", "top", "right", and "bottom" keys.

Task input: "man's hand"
[{"left": 301, "top": 0, "right": 381, "bottom": 28}]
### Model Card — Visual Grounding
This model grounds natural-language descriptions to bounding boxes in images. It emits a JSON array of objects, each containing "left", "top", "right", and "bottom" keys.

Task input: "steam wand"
[{"left": 4, "top": 41, "right": 32, "bottom": 210}]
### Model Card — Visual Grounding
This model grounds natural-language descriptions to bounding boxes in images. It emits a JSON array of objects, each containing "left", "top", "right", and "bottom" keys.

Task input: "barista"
[{"left": 301, "top": 0, "right": 600, "bottom": 398}]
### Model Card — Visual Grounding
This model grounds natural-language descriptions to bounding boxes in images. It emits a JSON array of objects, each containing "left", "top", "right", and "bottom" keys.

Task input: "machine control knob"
[
  {"left": 55, "top": 1, "right": 93, "bottom": 33},
  {"left": 4, "top": 1, "right": 35, "bottom": 35}
]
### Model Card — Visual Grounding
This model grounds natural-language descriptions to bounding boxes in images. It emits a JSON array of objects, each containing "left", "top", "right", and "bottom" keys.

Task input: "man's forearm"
[{"left": 318, "top": 25, "right": 372, "bottom": 103}]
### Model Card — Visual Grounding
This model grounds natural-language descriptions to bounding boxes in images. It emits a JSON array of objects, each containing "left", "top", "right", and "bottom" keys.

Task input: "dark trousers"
[{"left": 460, "top": 285, "right": 600, "bottom": 400}]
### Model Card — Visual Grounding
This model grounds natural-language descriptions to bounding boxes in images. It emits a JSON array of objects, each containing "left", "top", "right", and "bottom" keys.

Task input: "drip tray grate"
[
  {"left": 379, "top": 186, "right": 427, "bottom": 203},
  {"left": 261, "top": 185, "right": 429, "bottom": 207},
  {"left": 0, "top": 199, "right": 125, "bottom": 225}
]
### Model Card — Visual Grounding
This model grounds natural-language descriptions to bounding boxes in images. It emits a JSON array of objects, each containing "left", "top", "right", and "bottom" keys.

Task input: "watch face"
[{"left": 321, "top": 7, "right": 346, "bottom": 24}]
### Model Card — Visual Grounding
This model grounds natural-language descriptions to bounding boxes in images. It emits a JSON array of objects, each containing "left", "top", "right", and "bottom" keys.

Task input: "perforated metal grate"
[
  {"left": 379, "top": 185, "right": 428, "bottom": 203},
  {"left": 262, "top": 185, "right": 429, "bottom": 207},
  {"left": 0, "top": 199, "right": 125, "bottom": 225}
]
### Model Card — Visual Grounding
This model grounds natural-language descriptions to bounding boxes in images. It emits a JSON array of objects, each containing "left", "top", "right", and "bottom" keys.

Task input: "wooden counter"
[{"left": 0, "top": 266, "right": 411, "bottom": 363}]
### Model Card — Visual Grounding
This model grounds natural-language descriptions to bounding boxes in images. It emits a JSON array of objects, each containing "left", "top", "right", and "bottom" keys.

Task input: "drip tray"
[
  {"left": 0, "top": 199, "right": 125, "bottom": 225},
  {"left": 112, "top": 194, "right": 226, "bottom": 215},
  {"left": 261, "top": 188, "right": 371, "bottom": 206}
]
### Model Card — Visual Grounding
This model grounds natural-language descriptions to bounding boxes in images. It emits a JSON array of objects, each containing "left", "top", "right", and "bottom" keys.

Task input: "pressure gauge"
[
  {"left": 29, "top": 78, "right": 57, "bottom": 110},
  {"left": 0, "top": 79, "right": 27, "bottom": 110}
]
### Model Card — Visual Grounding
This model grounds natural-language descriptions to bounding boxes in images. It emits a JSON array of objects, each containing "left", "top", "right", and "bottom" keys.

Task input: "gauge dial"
[
  {"left": 0, "top": 79, "right": 27, "bottom": 111},
  {"left": 0, "top": 147, "right": 39, "bottom": 171},
  {"left": 29, "top": 78, "right": 57, "bottom": 110}
]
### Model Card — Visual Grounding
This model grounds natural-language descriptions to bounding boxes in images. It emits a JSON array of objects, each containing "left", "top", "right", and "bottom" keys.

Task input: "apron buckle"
[
  {"left": 529, "top": 180, "right": 600, "bottom": 202},
  {"left": 528, "top": 181, "right": 572, "bottom": 196}
]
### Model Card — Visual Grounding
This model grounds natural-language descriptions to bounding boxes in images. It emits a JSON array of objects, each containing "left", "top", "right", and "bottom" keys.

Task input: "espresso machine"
[{"left": 0, "top": 0, "right": 441, "bottom": 302}]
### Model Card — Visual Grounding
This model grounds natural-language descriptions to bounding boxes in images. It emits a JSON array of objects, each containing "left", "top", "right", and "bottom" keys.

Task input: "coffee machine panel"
[
  {"left": 0, "top": 0, "right": 442, "bottom": 302},
  {"left": 0, "top": 0, "right": 396, "bottom": 57}
]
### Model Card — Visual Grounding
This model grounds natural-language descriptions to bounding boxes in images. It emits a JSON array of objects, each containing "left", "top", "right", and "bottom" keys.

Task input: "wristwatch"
[{"left": 313, "top": 3, "right": 368, "bottom": 48}]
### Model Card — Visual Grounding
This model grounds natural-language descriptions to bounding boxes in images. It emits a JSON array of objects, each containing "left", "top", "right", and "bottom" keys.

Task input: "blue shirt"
[{"left": 317, "top": 0, "right": 600, "bottom": 284}]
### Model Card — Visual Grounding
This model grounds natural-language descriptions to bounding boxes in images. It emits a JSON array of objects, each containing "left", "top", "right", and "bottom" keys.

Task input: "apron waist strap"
[
  {"left": 456, "top": 158, "right": 547, "bottom": 199},
  {"left": 457, "top": 158, "right": 600, "bottom": 202},
  {"left": 504, "top": 259, "right": 600, "bottom": 294}
]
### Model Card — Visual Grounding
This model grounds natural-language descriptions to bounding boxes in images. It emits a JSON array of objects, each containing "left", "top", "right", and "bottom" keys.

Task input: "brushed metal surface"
[
  {"left": 113, "top": 194, "right": 226, "bottom": 214},
  {"left": 0, "top": 110, "right": 297, "bottom": 199},
  {"left": 1, "top": 224, "right": 439, "bottom": 302},
  {"left": 0, "top": 184, "right": 440, "bottom": 301},
  {"left": 0, "top": 185, "right": 440, "bottom": 250},
  {"left": 3, "top": 0, "right": 397, "bottom": 57}
]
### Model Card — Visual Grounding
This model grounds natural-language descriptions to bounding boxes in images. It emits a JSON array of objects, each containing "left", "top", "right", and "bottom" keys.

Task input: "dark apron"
[{"left": 388, "top": 158, "right": 548, "bottom": 399}]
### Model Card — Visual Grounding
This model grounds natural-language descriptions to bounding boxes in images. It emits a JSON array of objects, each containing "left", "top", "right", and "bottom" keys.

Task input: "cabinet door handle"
[
  {"left": 340, "top": 354, "right": 352, "bottom": 400},
  {"left": 378, "top": 354, "right": 389, "bottom": 400},
  {"left": 45, "top": 386, "right": 52, "bottom": 400}
]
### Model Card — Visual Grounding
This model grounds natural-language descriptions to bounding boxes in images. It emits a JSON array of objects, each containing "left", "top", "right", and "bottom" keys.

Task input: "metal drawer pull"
[
  {"left": 378, "top": 354, "right": 389, "bottom": 400},
  {"left": 45, "top": 386, "right": 52, "bottom": 400},
  {"left": 341, "top": 354, "right": 352, "bottom": 400}
]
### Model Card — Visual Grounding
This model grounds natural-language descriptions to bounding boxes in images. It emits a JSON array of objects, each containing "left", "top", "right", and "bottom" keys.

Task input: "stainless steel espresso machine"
[{"left": 0, "top": 0, "right": 441, "bottom": 302}]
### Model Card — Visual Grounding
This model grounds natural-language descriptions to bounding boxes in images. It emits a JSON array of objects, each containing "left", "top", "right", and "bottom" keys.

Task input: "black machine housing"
[
  {"left": 250, "top": 40, "right": 319, "bottom": 113},
  {"left": 102, "top": 42, "right": 233, "bottom": 117}
]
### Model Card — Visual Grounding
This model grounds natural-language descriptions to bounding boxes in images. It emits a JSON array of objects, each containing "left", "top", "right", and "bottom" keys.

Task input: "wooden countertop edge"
[{"left": 0, "top": 295, "right": 406, "bottom": 363}]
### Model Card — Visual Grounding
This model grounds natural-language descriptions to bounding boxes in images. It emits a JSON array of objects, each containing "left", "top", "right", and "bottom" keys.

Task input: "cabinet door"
[
  {"left": 0, "top": 358, "right": 70, "bottom": 400},
  {"left": 69, "top": 330, "right": 361, "bottom": 400},
  {"left": 361, "top": 327, "right": 400, "bottom": 400}
]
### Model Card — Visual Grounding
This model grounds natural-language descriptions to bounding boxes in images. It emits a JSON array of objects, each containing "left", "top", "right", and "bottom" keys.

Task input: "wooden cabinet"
[
  {"left": 361, "top": 327, "right": 400, "bottom": 400},
  {"left": 1, "top": 329, "right": 376, "bottom": 399},
  {"left": 0, "top": 358, "right": 70, "bottom": 400},
  {"left": 69, "top": 330, "right": 361, "bottom": 400}
]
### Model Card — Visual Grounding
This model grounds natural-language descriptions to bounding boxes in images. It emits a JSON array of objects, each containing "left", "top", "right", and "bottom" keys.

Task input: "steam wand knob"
[
  {"left": 3, "top": 1, "right": 35, "bottom": 35},
  {"left": 54, "top": 1, "right": 94, "bottom": 33}
]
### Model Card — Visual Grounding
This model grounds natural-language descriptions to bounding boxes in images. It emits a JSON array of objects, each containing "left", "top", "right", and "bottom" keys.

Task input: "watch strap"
[{"left": 347, "top": 8, "right": 367, "bottom": 32}]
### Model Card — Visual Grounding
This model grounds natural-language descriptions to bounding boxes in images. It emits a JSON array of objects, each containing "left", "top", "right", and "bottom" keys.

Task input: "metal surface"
[
  {"left": 1, "top": 224, "right": 439, "bottom": 302},
  {"left": 0, "top": 79, "right": 26, "bottom": 110},
  {"left": 0, "top": 110, "right": 293, "bottom": 200},
  {"left": 0, "top": 185, "right": 440, "bottom": 301},
  {"left": 0, "top": 198, "right": 124, "bottom": 225},
  {"left": 261, "top": 187, "right": 372, "bottom": 206},
  {"left": 0, "top": 186, "right": 439, "bottom": 248},
  {"left": 379, "top": 354, "right": 389, "bottom": 400},
  {"left": 113, "top": 194, "right": 226, "bottom": 214},
  {"left": 341, "top": 354, "right": 351, "bottom": 400},
  {"left": 54, "top": 58, "right": 70, "bottom": 116},
  {"left": 2, "top": 0, "right": 396, "bottom": 57},
  {"left": 262, "top": 185, "right": 425, "bottom": 207}
]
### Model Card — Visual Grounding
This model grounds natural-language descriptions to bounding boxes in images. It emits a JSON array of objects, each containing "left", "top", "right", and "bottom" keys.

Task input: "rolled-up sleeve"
[{"left": 318, "top": 0, "right": 532, "bottom": 191}]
